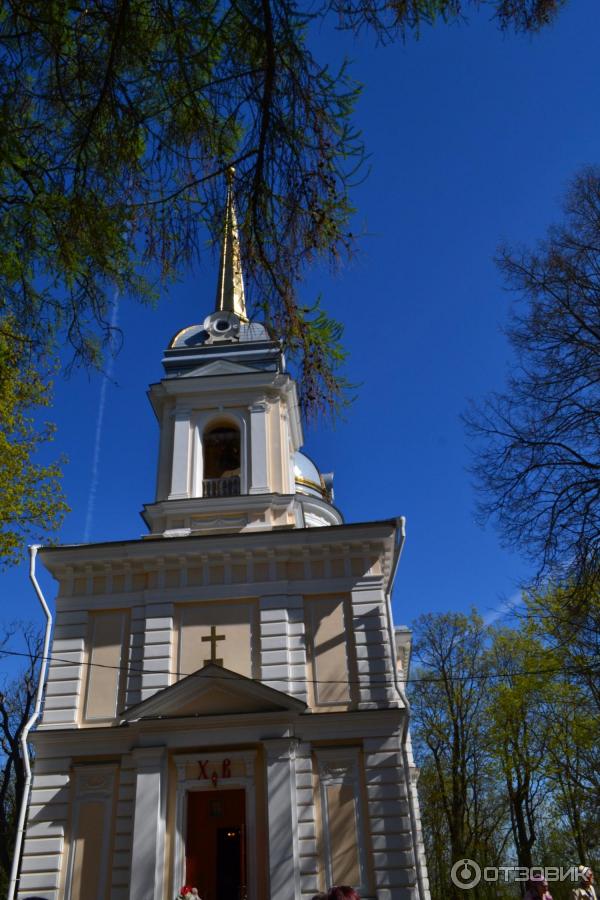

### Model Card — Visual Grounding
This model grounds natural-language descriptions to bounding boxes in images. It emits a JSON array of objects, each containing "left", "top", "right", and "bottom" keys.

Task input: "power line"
[{"left": 1, "top": 646, "right": 599, "bottom": 687}]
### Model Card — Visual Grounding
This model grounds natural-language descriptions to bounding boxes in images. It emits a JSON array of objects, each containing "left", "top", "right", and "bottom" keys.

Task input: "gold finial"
[{"left": 214, "top": 166, "right": 248, "bottom": 321}]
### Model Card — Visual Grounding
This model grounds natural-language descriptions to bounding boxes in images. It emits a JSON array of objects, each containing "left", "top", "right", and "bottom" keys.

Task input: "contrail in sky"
[
  {"left": 483, "top": 591, "right": 524, "bottom": 626},
  {"left": 83, "top": 289, "right": 120, "bottom": 543}
]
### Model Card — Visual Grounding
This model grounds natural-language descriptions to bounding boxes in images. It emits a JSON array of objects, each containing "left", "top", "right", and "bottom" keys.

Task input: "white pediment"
[
  {"left": 120, "top": 663, "right": 306, "bottom": 721},
  {"left": 183, "top": 359, "right": 258, "bottom": 378}
]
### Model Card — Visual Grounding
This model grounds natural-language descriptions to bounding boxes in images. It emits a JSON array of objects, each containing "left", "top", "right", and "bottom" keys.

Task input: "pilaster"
[
  {"left": 295, "top": 742, "right": 320, "bottom": 899},
  {"left": 17, "top": 760, "right": 72, "bottom": 900},
  {"left": 130, "top": 747, "right": 167, "bottom": 900},
  {"left": 169, "top": 407, "right": 191, "bottom": 499},
  {"left": 140, "top": 603, "right": 174, "bottom": 701},
  {"left": 363, "top": 733, "right": 420, "bottom": 900},
  {"left": 249, "top": 400, "right": 269, "bottom": 493},
  {"left": 351, "top": 587, "right": 400, "bottom": 709},
  {"left": 259, "top": 595, "right": 307, "bottom": 699},
  {"left": 41, "top": 610, "right": 88, "bottom": 727},
  {"left": 264, "top": 738, "right": 301, "bottom": 900}
]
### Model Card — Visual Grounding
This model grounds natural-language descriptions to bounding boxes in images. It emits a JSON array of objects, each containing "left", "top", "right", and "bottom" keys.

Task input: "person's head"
[
  {"left": 311, "top": 895, "right": 328, "bottom": 900},
  {"left": 529, "top": 874, "right": 549, "bottom": 896},
  {"left": 579, "top": 866, "right": 594, "bottom": 885},
  {"left": 327, "top": 888, "right": 360, "bottom": 900}
]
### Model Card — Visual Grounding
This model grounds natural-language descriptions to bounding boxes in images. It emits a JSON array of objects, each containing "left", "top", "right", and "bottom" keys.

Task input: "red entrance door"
[{"left": 186, "top": 789, "right": 246, "bottom": 900}]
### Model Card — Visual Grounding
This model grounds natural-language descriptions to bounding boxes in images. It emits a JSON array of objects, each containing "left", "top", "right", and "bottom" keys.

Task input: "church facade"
[{"left": 17, "top": 176, "right": 430, "bottom": 900}]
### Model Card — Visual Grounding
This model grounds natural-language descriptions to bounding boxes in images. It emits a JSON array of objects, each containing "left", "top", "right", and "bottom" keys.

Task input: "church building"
[{"left": 17, "top": 173, "right": 430, "bottom": 900}]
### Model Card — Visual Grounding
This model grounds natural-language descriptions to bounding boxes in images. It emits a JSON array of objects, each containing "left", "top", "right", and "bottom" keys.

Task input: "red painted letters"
[{"left": 197, "top": 758, "right": 232, "bottom": 781}]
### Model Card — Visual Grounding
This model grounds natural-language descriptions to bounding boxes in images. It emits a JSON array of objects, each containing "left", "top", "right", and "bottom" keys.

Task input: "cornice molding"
[
  {"left": 32, "top": 705, "right": 406, "bottom": 754},
  {"left": 41, "top": 520, "right": 397, "bottom": 587}
]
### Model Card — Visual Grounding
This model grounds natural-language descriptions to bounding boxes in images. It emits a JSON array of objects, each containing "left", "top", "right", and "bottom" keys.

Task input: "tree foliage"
[
  {"left": 0, "top": 0, "right": 564, "bottom": 417},
  {"left": 329, "top": 0, "right": 563, "bottom": 36},
  {"left": 410, "top": 612, "right": 507, "bottom": 900},
  {"left": 486, "top": 629, "right": 556, "bottom": 870},
  {"left": 0, "top": 319, "right": 68, "bottom": 567},
  {"left": 526, "top": 577, "right": 600, "bottom": 709},
  {"left": 525, "top": 581, "right": 600, "bottom": 862},
  {"left": 410, "top": 610, "right": 600, "bottom": 900},
  {"left": 466, "top": 168, "right": 600, "bottom": 587}
]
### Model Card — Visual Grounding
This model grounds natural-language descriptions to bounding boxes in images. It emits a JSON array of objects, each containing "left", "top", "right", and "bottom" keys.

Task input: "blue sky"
[{"left": 2, "top": 0, "right": 599, "bottom": 645}]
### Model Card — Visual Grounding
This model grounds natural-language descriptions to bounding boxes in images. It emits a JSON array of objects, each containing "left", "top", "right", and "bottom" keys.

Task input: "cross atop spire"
[{"left": 214, "top": 166, "right": 248, "bottom": 322}]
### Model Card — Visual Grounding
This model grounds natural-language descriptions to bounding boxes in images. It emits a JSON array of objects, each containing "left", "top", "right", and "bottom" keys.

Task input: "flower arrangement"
[{"left": 176, "top": 886, "right": 200, "bottom": 900}]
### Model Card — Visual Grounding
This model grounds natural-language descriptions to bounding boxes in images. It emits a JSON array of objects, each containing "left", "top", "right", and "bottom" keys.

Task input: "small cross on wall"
[{"left": 202, "top": 625, "right": 226, "bottom": 666}]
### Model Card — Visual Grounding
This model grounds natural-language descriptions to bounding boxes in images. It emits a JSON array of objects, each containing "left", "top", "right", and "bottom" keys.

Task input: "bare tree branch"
[{"left": 466, "top": 167, "right": 600, "bottom": 587}]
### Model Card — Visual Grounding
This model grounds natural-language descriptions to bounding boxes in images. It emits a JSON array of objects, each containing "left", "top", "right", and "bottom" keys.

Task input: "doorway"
[{"left": 186, "top": 788, "right": 247, "bottom": 900}]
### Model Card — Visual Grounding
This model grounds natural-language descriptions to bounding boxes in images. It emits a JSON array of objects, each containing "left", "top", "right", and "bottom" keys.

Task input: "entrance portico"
[
  {"left": 121, "top": 666, "right": 307, "bottom": 900},
  {"left": 174, "top": 751, "right": 258, "bottom": 900}
]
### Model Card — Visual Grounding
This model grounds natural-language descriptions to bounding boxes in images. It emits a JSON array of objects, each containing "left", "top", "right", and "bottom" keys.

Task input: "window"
[{"left": 202, "top": 422, "right": 241, "bottom": 496}]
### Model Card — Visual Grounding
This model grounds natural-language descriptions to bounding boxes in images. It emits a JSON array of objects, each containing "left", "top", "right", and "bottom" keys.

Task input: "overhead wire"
[{"left": 0, "top": 645, "right": 599, "bottom": 687}]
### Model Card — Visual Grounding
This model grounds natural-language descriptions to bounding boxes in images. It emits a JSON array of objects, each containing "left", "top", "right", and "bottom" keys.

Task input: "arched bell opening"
[{"left": 202, "top": 422, "right": 241, "bottom": 498}]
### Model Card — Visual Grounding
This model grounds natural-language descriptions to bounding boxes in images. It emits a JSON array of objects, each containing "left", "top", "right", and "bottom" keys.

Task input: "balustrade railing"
[{"left": 202, "top": 475, "right": 241, "bottom": 498}]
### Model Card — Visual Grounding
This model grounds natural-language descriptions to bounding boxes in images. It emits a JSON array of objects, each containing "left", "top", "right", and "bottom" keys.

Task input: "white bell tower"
[{"left": 142, "top": 169, "right": 341, "bottom": 537}]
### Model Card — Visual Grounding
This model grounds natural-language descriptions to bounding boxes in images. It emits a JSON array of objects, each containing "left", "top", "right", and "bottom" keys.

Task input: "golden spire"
[{"left": 214, "top": 166, "right": 248, "bottom": 321}]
